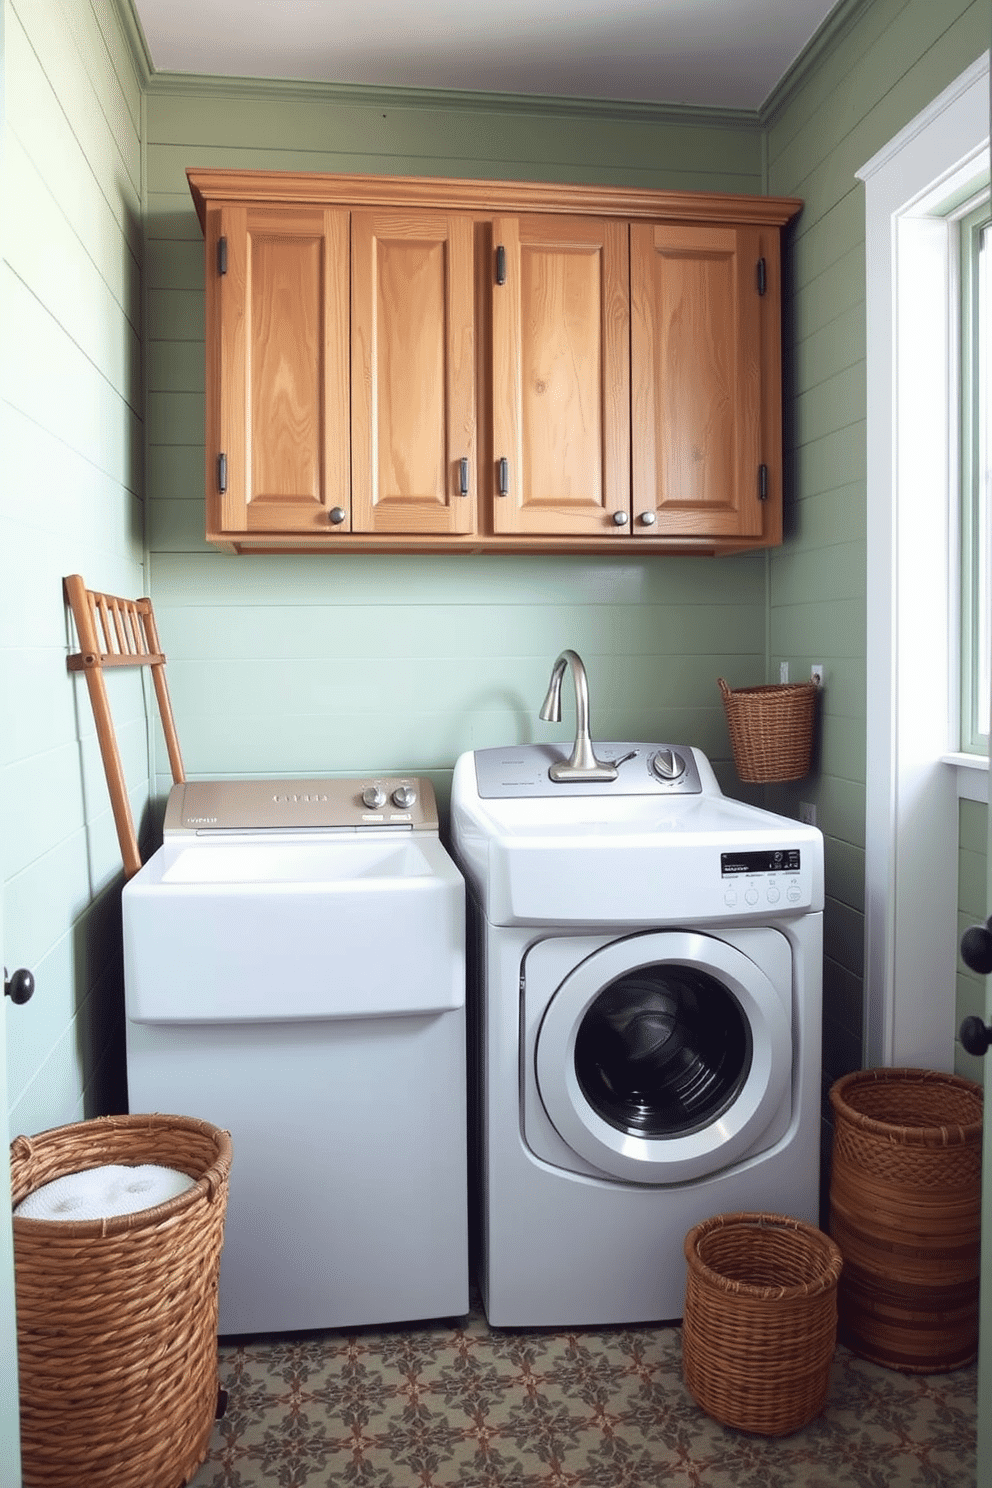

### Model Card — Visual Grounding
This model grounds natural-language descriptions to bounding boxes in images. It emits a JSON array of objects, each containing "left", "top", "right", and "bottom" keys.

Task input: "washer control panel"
[
  {"left": 163, "top": 776, "right": 437, "bottom": 834},
  {"left": 475, "top": 743, "right": 702, "bottom": 798},
  {"left": 720, "top": 847, "right": 808, "bottom": 911}
]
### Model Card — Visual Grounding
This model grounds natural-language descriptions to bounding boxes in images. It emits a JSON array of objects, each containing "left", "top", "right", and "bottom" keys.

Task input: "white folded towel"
[{"left": 14, "top": 1163, "right": 195, "bottom": 1221}]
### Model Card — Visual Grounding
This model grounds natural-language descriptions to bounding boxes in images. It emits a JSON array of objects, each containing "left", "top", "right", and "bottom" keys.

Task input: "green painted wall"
[
  {"left": 762, "top": 0, "right": 990, "bottom": 1082},
  {"left": 1, "top": 0, "right": 144, "bottom": 1135},
  {"left": 143, "top": 86, "right": 771, "bottom": 816},
  {"left": 3, "top": 0, "right": 989, "bottom": 1140}
]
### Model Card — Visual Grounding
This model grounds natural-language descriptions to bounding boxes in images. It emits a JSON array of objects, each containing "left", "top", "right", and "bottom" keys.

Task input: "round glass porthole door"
[
  {"left": 574, "top": 965, "right": 752, "bottom": 1139},
  {"left": 534, "top": 932, "right": 792, "bottom": 1184}
]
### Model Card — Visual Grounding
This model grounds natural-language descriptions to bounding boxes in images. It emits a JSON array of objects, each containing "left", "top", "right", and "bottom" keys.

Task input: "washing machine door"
[{"left": 532, "top": 930, "right": 792, "bottom": 1184}]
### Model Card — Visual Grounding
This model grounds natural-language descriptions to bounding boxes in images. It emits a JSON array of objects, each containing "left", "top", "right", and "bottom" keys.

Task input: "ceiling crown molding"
[
  {"left": 759, "top": 0, "right": 866, "bottom": 125},
  {"left": 113, "top": 0, "right": 154, "bottom": 88},
  {"left": 141, "top": 66, "right": 760, "bottom": 130}
]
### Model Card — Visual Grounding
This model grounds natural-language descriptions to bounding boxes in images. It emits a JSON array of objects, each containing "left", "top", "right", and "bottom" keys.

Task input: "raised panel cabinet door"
[
  {"left": 351, "top": 210, "right": 476, "bottom": 535},
  {"left": 630, "top": 222, "right": 767, "bottom": 540},
  {"left": 205, "top": 204, "right": 351, "bottom": 537},
  {"left": 492, "top": 216, "right": 630, "bottom": 536}
]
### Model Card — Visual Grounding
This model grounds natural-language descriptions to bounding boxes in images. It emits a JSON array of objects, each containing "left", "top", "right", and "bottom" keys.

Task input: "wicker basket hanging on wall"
[
  {"left": 682, "top": 1211, "right": 843, "bottom": 1436},
  {"left": 718, "top": 677, "right": 819, "bottom": 783},
  {"left": 10, "top": 1112, "right": 232, "bottom": 1488},
  {"left": 829, "top": 1068, "right": 983, "bottom": 1373}
]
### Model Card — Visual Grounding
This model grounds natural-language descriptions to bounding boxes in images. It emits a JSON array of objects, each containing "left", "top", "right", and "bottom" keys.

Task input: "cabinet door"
[
  {"left": 492, "top": 216, "right": 630, "bottom": 536},
  {"left": 205, "top": 204, "right": 350, "bottom": 537},
  {"left": 630, "top": 223, "right": 767, "bottom": 540},
  {"left": 351, "top": 210, "right": 476, "bottom": 535}
]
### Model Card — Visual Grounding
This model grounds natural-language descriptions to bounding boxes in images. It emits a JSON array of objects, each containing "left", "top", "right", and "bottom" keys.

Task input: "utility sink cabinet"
[{"left": 187, "top": 169, "right": 801, "bottom": 555}]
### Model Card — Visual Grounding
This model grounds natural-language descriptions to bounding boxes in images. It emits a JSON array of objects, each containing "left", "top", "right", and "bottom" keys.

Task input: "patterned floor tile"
[{"left": 187, "top": 1302, "right": 977, "bottom": 1488}]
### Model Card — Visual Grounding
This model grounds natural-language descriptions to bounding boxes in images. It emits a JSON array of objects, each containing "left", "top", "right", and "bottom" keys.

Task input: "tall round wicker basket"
[
  {"left": 829, "top": 1068, "right": 983, "bottom": 1373},
  {"left": 10, "top": 1112, "right": 232, "bottom": 1488},
  {"left": 682, "top": 1211, "right": 843, "bottom": 1436}
]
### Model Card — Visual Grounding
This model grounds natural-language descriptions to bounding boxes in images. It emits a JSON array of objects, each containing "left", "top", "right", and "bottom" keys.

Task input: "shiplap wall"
[
  {"left": 5, "top": 0, "right": 989, "bottom": 1141},
  {"left": 0, "top": 0, "right": 144, "bottom": 1135},
  {"left": 762, "top": 0, "right": 990, "bottom": 1079},
  {"left": 143, "top": 89, "right": 771, "bottom": 816}
]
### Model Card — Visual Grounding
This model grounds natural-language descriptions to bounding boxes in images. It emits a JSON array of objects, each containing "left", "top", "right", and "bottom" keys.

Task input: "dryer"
[{"left": 451, "top": 741, "right": 823, "bottom": 1328}]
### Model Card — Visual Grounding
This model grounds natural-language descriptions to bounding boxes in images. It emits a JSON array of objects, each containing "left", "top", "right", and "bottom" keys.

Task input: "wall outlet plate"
[{"left": 799, "top": 801, "right": 817, "bottom": 826}]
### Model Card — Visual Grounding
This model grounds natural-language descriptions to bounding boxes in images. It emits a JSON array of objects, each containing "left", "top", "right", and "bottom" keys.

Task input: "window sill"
[{"left": 943, "top": 751, "right": 989, "bottom": 803}]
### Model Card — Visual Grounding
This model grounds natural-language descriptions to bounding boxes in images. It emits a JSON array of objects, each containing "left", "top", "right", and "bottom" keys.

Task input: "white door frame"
[
  {"left": 860, "top": 53, "right": 990, "bottom": 1481},
  {"left": 861, "top": 54, "right": 990, "bottom": 1071}
]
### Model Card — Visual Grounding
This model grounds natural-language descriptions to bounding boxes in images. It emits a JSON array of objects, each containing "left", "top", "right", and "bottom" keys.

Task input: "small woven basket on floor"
[
  {"left": 829, "top": 1068, "right": 983, "bottom": 1373},
  {"left": 10, "top": 1112, "right": 232, "bottom": 1488},
  {"left": 718, "top": 677, "right": 819, "bottom": 782},
  {"left": 683, "top": 1211, "right": 843, "bottom": 1436}
]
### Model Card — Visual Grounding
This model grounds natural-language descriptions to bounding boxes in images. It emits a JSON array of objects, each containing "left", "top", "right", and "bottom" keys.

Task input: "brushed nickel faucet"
[{"left": 539, "top": 649, "right": 618, "bottom": 782}]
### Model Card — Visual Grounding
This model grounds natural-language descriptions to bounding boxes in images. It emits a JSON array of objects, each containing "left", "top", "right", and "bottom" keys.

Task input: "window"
[{"left": 960, "top": 199, "right": 991, "bottom": 757}]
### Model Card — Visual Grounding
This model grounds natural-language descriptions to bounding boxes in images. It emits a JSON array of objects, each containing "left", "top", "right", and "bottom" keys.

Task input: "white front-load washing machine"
[{"left": 450, "top": 741, "right": 823, "bottom": 1328}]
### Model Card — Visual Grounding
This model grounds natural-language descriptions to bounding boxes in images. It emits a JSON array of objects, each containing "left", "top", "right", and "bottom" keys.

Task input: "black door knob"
[
  {"left": 4, "top": 967, "right": 34, "bottom": 1005},
  {"left": 960, "top": 918, "right": 992, "bottom": 975},
  {"left": 960, "top": 1015, "right": 992, "bottom": 1058}
]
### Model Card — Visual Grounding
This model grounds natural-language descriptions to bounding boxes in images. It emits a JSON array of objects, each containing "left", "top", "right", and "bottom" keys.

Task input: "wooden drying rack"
[{"left": 64, "top": 574, "right": 185, "bottom": 878}]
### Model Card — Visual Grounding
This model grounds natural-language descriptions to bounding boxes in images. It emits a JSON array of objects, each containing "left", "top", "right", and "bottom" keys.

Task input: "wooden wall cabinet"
[{"left": 188, "top": 170, "right": 800, "bottom": 555}]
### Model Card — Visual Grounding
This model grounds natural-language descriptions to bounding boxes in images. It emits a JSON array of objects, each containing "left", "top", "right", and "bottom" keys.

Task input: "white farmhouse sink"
[{"left": 124, "top": 832, "right": 463, "bottom": 1023}]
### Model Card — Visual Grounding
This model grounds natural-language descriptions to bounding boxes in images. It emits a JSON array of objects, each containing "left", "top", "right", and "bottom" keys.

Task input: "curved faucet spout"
[{"left": 539, "top": 650, "right": 617, "bottom": 782}]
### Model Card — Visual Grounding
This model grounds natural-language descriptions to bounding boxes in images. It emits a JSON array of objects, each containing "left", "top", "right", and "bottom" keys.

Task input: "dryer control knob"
[
  {"left": 650, "top": 748, "right": 685, "bottom": 782},
  {"left": 362, "top": 785, "right": 387, "bottom": 809},
  {"left": 392, "top": 784, "right": 417, "bottom": 810}
]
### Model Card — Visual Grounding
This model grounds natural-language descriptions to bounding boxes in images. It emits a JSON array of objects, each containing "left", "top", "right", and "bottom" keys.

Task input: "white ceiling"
[{"left": 133, "top": 0, "right": 841, "bottom": 112}]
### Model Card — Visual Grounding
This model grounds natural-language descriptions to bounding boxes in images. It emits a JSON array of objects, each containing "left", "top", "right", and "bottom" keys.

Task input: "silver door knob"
[
  {"left": 612, "top": 511, "right": 629, "bottom": 527},
  {"left": 639, "top": 511, "right": 657, "bottom": 526},
  {"left": 329, "top": 507, "right": 347, "bottom": 525}
]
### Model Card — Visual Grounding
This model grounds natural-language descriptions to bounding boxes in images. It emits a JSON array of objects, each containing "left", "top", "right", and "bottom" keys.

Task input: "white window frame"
[
  {"left": 861, "top": 54, "right": 989, "bottom": 1072},
  {"left": 959, "top": 199, "right": 991, "bottom": 761}
]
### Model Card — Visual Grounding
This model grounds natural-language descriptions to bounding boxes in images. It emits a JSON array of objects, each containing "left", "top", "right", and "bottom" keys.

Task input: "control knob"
[
  {"left": 650, "top": 748, "right": 685, "bottom": 782},
  {"left": 361, "top": 784, "right": 386, "bottom": 809},
  {"left": 392, "top": 784, "right": 417, "bottom": 810}
]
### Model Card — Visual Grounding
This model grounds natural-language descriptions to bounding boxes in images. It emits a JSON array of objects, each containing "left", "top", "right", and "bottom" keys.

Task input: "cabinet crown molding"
[{"left": 187, "top": 167, "right": 802, "bottom": 233}]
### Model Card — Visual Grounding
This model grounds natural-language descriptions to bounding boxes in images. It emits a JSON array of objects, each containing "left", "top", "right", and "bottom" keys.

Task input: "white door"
[
  {"left": 1, "top": 950, "right": 24, "bottom": 1483},
  {"left": 967, "top": 810, "right": 992, "bottom": 1477},
  {"left": 979, "top": 1003, "right": 990, "bottom": 1485}
]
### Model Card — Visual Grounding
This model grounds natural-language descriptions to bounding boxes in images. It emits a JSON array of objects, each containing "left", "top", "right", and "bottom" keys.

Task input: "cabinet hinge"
[
  {"left": 758, "top": 463, "right": 768, "bottom": 501},
  {"left": 217, "top": 236, "right": 228, "bottom": 276},
  {"left": 495, "top": 245, "right": 506, "bottom": 286},
  {"left": 217, "top": 452, "right": 228, "bottom": 494},
  {"left": 757, "top": 257, "right": 767, "bottom": 296}
]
